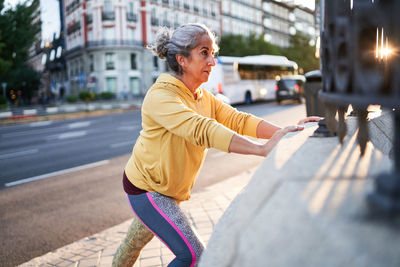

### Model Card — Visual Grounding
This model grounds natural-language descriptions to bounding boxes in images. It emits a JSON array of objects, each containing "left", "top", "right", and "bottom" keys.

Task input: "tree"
[
  {"left": 0, "top": 0, "right": 41, "bottom": 105},
  {"left": 218, "top": 33, "right": 281, "bottom": 57},
  {"left": 281, "top": 32, "right": 320, "bottom": 73}
]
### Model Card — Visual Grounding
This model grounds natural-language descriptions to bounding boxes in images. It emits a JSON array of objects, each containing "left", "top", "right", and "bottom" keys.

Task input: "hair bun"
[{"left": 148, "top": 27, "right": 172, "bottom": 59}]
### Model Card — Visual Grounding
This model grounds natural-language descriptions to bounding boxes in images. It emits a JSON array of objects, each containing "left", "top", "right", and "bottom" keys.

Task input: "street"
[{"left": 0, "top": 100, "right": 306, "bottom": 266}]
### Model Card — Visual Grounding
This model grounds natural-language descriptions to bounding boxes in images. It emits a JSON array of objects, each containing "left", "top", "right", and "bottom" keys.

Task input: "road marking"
[
  {"left": 58, "top": 130, "right": 87, "bottom": 139},
  {"left": 29, "top": 121, "right": 53, "bottom": 127},
  {"left": 4, "top": 160, "right": 110, "bottom": 187},
  {"left": 118, "top": 125, "right": 140, "bottom": 131},
  {"left": 110, "top": 140, "right": 134, "bottom": 148},
  {"left": 0, "top": 149, "right": 39, "bottom": 160},
  {"left": 68, "top": 121, "right": 91, "bottom": 129}
]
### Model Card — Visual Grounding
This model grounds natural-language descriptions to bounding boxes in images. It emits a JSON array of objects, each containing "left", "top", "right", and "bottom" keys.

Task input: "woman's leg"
[
  {"left": 112, "top": 213, "right": 154, "bottom": 267},
  {"left": 127, "top": 192, "right": 204, "bottom": 267}
]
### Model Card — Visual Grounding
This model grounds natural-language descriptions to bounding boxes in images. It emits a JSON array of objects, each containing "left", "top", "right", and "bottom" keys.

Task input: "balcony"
[
  {"left": 162, "top": 20, "right": 171, "bottom": 27},
  {"left": 194, "top": 6, "right": 199, "bottom": 13},
  {"left": 127, "top": 12, "right": 137, "bottom": 22},
  {"left": 173, "top": 0, "right": 179, "bottom": 8},
  {"left": 67, "top": 22, "right": 81, "bottom": 35},
  {"left": 102, "top": 11, "right": 115, "bottom": 21},
  {"left": 151, "top": 17, "right": 159, "bottom": 26},
  {"left": 162, "top": 0, "right": 169, "bottom": 5},
  {"left": 86, "top": 39, "right": 144, "bottom": 48},
  {"left": 66, "top": 0, "right": 80, "bottom": 13},
  {"left": 184, "top": 3, "right": 190, "bottom": 10},
  {"left": 86, "top": 14, "right": 93, "bottom": 24}
]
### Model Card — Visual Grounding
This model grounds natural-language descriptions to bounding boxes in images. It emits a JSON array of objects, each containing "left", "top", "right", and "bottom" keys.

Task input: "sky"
[{"left": 4, "top": 0, "right": 316, "bottom": 42}]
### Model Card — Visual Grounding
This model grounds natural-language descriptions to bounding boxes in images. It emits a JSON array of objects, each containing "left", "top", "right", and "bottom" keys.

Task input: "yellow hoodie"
[{"left": 125, "top": 74, "right": 262, "bottom": 201}]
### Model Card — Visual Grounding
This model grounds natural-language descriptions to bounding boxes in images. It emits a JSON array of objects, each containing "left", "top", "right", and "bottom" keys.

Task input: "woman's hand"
[
  {"left": 297, "top": 116, "right": 321, "bottom": 126},
  {"left": 258, "top": 125, "right": 304, "bottom": 157}
]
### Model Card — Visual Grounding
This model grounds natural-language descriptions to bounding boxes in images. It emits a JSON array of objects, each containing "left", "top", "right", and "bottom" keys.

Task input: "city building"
[
  {"left": 62, "top": 0, "right": 222, "bottom": 99},
  {"left": 220, "top": 0, "right": 263, "bottom": 36},
  {"left": 60, "top": 0, "right": 316, "bottom": 98},
  {"left": 262, "top": 0, "right": 317, "bottom": 48}
]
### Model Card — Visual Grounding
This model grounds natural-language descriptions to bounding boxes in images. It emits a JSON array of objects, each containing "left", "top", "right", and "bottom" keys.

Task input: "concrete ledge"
[
  {"left": 200, "top": 119, "right": 398, "bottom": 267},
  {"left": 369, "top": 110, "right": 394, "bottom": 157}
]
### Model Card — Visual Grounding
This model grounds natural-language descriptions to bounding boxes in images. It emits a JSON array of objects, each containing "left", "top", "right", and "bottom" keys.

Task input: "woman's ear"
[{"left": 176, "top": 54, "right": 185, "bottom": 67}]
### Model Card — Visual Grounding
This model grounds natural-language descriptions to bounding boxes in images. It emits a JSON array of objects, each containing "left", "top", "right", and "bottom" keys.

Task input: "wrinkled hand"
[
  {"left": 297, "top": 116, "right": 321, "bottom": 126},
  {"left": 281, "top": 125, "right": 305, "bottom": 133}
]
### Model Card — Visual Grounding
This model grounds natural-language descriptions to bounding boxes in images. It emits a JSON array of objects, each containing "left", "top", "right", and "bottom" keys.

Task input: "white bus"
[{"left": 201, "top": 55, "right": 298, "bottom": 105}]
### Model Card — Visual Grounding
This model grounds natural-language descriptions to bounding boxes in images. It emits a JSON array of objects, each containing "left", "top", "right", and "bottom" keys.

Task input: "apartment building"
[
  {"left": 262, "top": 0, "right": 316, "bottom": 48},
  {"left": 220, "top": 0, "right": 263, "bottom": 36},
  {"left": 63, "top": 0, "right": 222, "bottom": 98},
  {"left": 61, "top": 0, "right": 316, "bottom": 98}
]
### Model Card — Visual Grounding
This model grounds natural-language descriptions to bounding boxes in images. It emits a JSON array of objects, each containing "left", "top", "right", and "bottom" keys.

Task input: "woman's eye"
[{"left": 202, "top": 50, "right": 208, "bottom": 56}]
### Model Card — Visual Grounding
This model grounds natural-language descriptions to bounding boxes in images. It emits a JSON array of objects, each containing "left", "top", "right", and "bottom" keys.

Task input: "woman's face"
[{"left": 181, "top": 34, "right": 216, "bottom": 86}]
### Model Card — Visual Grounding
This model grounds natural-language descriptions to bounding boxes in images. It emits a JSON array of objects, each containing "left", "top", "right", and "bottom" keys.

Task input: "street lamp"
[{"left": 1, "top": 82, "right": 6, "bottom": 97}]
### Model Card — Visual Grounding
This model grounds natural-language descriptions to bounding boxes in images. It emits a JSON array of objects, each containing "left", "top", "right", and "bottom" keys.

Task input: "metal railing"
[
  {"left": 127, "top": 12, "right": 137, "bottom": 22},
  {"left": 102, "top": 11, "right": 115, "bottom": 21},
  {"left": 319, "top": 0, "right": 400, "bottom": 216},
  {"left": 86, "top": 39, "right": 143, "bottom": 48}
]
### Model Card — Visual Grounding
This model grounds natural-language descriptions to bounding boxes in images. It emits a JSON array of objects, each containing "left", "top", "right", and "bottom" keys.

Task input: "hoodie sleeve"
[
  {"left": 209, "top": 91, "right": 262, "bottom": 138},
  {"left": 143, "top": 89, "right": 236, "bottom": 152}
]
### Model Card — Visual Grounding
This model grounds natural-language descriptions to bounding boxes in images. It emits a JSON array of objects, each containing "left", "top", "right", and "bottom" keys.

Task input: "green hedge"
[
  {"left": 0, "top": 95, "right": 7, "bottom": 105},
  {"left": 66, "top": 95, "right": 78, "bottom": 103},
  {"left": 100, "top": 92, "right": 115, "bottom": 100}
]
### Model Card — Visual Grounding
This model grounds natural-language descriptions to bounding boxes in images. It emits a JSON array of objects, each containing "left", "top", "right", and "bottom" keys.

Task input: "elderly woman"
[{"left": 114, "top": 23, "right": 319, "bottom": 267}]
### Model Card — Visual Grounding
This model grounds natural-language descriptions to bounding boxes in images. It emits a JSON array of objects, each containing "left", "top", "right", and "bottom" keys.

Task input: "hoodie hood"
[{"left": 153, "top": 73, "right": 204, "bottom": 101}]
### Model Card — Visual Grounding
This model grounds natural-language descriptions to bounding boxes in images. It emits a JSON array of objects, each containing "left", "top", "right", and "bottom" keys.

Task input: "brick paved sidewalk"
[{"left": 20, "top": 167, "right": 257, "bottom": 267}]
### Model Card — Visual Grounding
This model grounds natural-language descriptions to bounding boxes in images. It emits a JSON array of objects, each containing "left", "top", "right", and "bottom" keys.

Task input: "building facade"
[
  {"left": 61, "top": 0, "right": 316, "bottom": 98},
  {"left": 63, "top": 0, "right": 223, "bottom": 99},
  {"left": 262, "top": 0, "right": 316, "bottom": 48},
  {"left": 220, "top": 0, "right": 263, "bottom": 36}
]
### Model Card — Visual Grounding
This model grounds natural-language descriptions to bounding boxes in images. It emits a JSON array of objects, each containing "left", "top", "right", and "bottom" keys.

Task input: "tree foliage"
[
  {"left": 218, "top": 33, "right": 281, "bottom": 57},
  {"left": 0, "top": 0, "right": 41, "bottom": 104},
  {"left": 280, "top": 32, "right": 320, "bottom": 73},
  {"left": 218, "top": 32, "right": 319, "bottom": 74}
]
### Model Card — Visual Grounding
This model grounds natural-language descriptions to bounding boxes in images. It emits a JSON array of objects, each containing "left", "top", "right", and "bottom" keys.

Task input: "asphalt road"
[{"left": 0, "top": 100, "right": 306, "bottom": 266}]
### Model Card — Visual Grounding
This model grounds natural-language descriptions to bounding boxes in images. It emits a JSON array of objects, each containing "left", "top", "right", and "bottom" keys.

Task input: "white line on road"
[
  {"left": 0, "top": 149, "right": 39, "bottom": 160},
  {"left": 58, "top": 130, "right": 87, "bottom": 139},
  {"left": 68, "top": 121, "right": 91, "bottom": 129},
  {"left": 110, "top": 140, "right": 134, "bottom": 148},
  {"left": 4, "top": 160, "right": 110, "bottom": 187},
  {"left": 118, "top": 125, "right": 140, "bottom": 131},
  {"left": 29, "top": 121, "right": 53, "bottom": 127}
]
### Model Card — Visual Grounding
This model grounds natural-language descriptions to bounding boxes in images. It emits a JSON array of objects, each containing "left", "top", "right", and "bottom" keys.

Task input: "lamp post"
[{"left": 1, "top": 82, "right": 6, "bottom": 97}]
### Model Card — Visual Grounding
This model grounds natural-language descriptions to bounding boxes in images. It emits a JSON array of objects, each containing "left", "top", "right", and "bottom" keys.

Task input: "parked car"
[{"left": 275, "top": 75, "right": 306, "bottom": 104}]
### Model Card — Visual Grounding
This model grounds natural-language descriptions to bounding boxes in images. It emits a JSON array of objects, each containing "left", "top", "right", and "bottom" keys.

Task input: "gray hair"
[{"left": 147, "top": 23, "right": 219, "bottom": 75}]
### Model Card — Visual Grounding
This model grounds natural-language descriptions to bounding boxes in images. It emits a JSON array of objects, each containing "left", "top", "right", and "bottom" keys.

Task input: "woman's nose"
[{"left": 209, "top": 57, "right": 217, "bottom": 66}]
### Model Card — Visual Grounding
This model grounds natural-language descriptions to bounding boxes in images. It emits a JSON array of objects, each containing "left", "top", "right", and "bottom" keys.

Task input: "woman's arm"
[
  {"left": 256, "top": 120, "right": 282, "bottom": 139},
  {"left": 256, "top": 116, "right": 322, "bottom": 139},
  {"left": 229, "top": 125, "right": 304, "bottom": 157}
]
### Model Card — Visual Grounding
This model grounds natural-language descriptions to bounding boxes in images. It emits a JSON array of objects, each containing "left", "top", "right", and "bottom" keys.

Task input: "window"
[
  {"left": 130, "top": 77, "right": 140, "bottom": 96},
  {"left": 106, "top": 77, "right": 117, "bottom": 92},
  {"left": 104, "top": 0, "right": 112, "bottom": 12},
  {"left": 89, "top": 54, "right": 94, "bottom": 72},
  {"left": 131, "top": 53, "right": 137, "bottom": 70},
  {"left": 105, "top": 53, "right": 115, "bottom": 70},
  {"left": 153, "top": 56, "right": 158, "bottom": 70}
]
